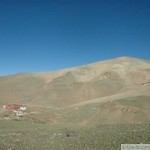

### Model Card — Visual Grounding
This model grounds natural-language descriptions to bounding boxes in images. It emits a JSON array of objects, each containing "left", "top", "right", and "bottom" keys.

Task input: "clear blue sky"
[{"left": 0, "top": 0, "right": 150, "bottom": 76}]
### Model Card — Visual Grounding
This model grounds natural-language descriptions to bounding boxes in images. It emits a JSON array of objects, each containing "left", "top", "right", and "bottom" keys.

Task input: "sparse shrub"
[{"left": 63, "top": 128, "right": 78, "bottom": 138}]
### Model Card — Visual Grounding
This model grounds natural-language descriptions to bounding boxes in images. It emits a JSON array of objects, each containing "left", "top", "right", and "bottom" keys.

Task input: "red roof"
[{"left": 5, "top": 104, "right": 23, "bottom": 110}]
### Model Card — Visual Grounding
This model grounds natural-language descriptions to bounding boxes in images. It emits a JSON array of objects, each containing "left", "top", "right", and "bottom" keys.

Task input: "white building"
[{"left": 19, "top": 106, "right": 26, "bottom": 111}]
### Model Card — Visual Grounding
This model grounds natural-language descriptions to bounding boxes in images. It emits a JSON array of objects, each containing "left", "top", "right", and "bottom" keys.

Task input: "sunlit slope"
[
  {"left": 19, "top": 95, "right": 150, "bottom": 125},
  {"left": 0, "top": 57, "right": 150, "bottom": 107},
  {"left": 61, "top": 95, "right": 150, "bottom": 125},
  {"left": 0, "top": 73, "right": 45, "bottom": 104}
]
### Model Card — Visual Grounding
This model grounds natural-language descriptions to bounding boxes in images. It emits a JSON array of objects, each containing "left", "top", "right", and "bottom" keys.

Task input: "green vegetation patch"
[{"left": 0, "top": 120, "right": 150, "bottom": 150}]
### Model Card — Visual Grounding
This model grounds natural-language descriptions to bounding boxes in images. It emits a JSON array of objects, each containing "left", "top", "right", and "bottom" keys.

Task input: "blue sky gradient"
[{"left": 0, "top": 0, "right": 150, "bottom": 75}]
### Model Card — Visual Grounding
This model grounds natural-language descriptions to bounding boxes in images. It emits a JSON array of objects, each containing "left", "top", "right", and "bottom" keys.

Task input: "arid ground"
[{"left": 0, "top": 56, "right": 150, "bottom": 149}]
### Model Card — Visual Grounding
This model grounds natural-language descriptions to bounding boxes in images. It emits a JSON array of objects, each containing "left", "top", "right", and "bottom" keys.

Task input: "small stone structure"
[
  {"left": 2, "top": 104, "right": 27, "bottom": 119},
  {"left": 14, "top": 110, "right": 24, "bottom": 117}
]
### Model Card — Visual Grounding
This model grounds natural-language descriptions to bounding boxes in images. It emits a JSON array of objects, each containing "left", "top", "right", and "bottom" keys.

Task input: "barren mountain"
[{"left": 0, "top": 56, "right": 150, "bottom": 108}]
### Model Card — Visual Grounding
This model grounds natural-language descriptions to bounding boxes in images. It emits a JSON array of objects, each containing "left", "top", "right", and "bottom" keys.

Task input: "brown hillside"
[{"left": 0, "top": 56, "right": 150, "bottom": 107}]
